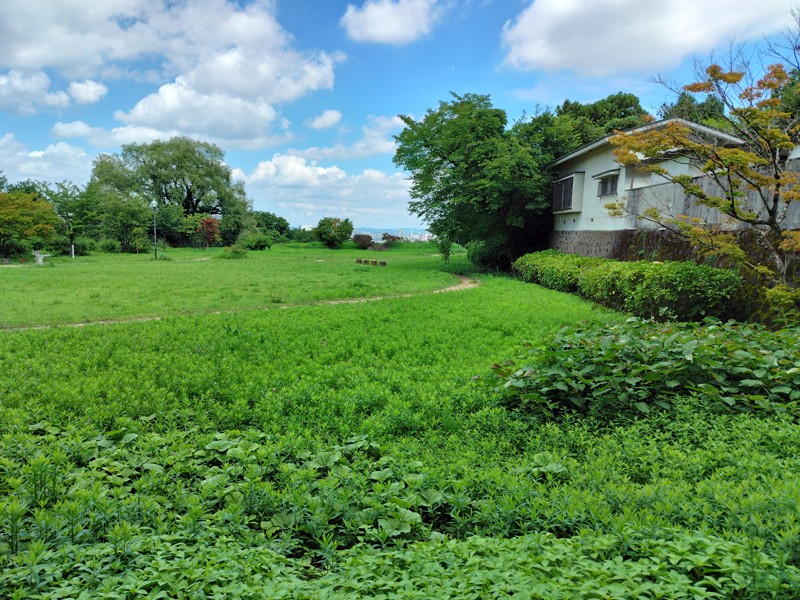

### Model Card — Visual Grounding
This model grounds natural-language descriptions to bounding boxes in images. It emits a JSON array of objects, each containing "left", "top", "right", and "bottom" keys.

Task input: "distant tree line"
[{"left": 0, "top": 137, "right": 309, "bottom": 258}]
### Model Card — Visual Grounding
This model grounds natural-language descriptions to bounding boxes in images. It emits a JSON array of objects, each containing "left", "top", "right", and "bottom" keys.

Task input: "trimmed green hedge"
[{"left": 514, "top": 250, "right": 743, "bottom": 321}]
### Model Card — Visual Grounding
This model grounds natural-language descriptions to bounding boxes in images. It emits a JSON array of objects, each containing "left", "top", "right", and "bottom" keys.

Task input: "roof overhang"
[{"left": 548, "top": 118, "right": 745, "bottom": 169}]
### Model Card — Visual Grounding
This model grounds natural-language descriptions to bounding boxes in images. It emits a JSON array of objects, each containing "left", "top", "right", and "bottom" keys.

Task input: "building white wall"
[
  {"left": 553, "top": 146, "right": 630, "bottom": 231},
  {"left": 552, "top": 144, "right": 705, "bottom": 232}
]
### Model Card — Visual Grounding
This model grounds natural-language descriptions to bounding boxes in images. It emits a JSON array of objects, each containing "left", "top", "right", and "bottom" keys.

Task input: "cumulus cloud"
[
  {"left": 116, "top": 78, "right": 279, "bottom": 138},
  {"left": 293, "top": 115, "right": 404, "bottom": 160},
  {"left": 0, "top": 132, "right": 92, "bottom": 183},
  {"left": 501, "top": 0, "right": 793, "bottom": 76},
  {"left": 0, "top": 0, "right": 342, "bottom": 144},
  {"left": 244, "top": 154, "right": 412, "bottom": 226},
  {"left": 0, "top": 70, "right": 70, "bottom": 115},
  {"left": 52, "top": 120, "right": 176, "bottom": 148},
  {"left": 68, "top": 80, "right": 108, "bottom": 104},
  {"left": 341, "top": 0, "right": 443, "bottom": 44},
  {"left": 306, "top": 109, "right": 343, "bottom": 130}
]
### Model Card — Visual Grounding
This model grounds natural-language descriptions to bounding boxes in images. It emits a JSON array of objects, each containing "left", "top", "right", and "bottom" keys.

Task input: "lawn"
[
  {"left": 0, "top": 244, "right": 467, "bottom": 328},
  {"left": 1, "top": 244, "right": 798, "bottom": 598}
]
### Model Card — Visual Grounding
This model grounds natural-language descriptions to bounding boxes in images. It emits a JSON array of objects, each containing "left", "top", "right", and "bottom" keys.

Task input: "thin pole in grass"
[{"left": 149, "top": 200, "right": 158, "bottom": 260}]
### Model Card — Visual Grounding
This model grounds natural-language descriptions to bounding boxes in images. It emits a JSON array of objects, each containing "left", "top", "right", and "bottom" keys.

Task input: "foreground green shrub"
[
  {"left": 514, "top": 250, "right": 743, "bottom": 321},
  {"left": 492, "top": 318, "right": 800, "bottom": 420}
]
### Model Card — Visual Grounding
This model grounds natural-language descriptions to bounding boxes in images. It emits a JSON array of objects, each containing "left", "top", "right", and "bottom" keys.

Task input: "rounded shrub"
[
  {"left": 238, "top": 232, "right": 273, "bottom": 251},
  {"left": 218, "top": 245, "right": 248, "bottom": 259},
  {"left": 98, "top": 239, "right": 121, "bottom": 253},
  {"left": 353, "top": 234, "right": 373, "bottom": 250}
]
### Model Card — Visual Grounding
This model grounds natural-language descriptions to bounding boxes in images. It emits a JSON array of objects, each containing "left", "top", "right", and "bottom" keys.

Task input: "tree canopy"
[
  {"left": 314, "top": 217, "right": 354, "bottom": 249},
  {"left": 394, "top": 93, "right": 582, "bottom": 267},
  {"left": 556, "top": 92, "right": 650, "bottom": 145},
  {"left": 394, "top": 91, "right": 652, "bottom": 268},
  {"left": 98, "top": 137, "right": 236, "bottom": 215}
]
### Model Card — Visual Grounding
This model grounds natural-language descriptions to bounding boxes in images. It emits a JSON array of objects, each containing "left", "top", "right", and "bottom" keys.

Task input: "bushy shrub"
[
  {"left": 98, "top": 238, "right": 121, "bottom": 253},
  {"left": 49, "top": 236, "right": 96, "bottom": 256},
  {"left": 492, "top": 318, "right": 800, "bottom": 422},
  {"left": 515, "top": 250, "right": 603, "bottom": 292},
  {"left": 315, "top": 217, "right": 354, "bottom": 249},
  {"left": 1, "top": 237, "right": 31, "bottom": 258},
  {"left": 514, "top": 250, "right": 743, "bottom": 321},
  {"left": 218, "top": 245, "right": 248, "bottom": 259},
  {"left": 238, "top": 232, "right": 272, "bottom": 251},
  {"left": 381, "top": 233, "right": 402, "bottom": 249},
  {"left": 353, "top": 234, "right": 373, "bottom": 249},
  {"left": 752, "top": 284, "right": 800, "bottom": 328}
]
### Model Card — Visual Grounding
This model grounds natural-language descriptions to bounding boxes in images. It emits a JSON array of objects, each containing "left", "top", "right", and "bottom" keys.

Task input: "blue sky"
[{"left": 0, "top": 0, "right": 795, "bottom": 229}]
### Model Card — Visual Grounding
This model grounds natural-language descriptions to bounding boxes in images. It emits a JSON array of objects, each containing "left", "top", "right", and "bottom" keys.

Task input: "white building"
[{"left": 549, "top": 118, "right": 744, "bottom": 233}]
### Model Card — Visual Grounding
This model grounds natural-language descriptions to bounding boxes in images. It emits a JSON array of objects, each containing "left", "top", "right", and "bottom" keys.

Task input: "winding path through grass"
[{"left": 5, "top": 274, "right": 479, "bottom": 331}]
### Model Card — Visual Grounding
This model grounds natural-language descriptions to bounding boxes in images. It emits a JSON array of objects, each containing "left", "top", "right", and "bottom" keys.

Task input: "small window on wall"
[
  {"left": 598, "top": 175, "right": 618, "bottom": 197},
  {"left": 553, "top": 177, "right": 574, "bottom": 212}
]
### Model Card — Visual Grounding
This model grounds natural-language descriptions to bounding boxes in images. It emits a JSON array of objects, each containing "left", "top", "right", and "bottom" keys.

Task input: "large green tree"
[
  {"left": 658, "top": 91, "right": 725, "bottom": 125},
  {"left": 394, "top": 93, "right": 577, "bottom": 268},
  {"left": 38, "top": 181, "right": 82, "bottom": 253},
  {"left": 91, "top": 137, "right": 239, "bottom": 216},
  {"left": 253, "top": 211, "right": 290, "bottom": 236}
]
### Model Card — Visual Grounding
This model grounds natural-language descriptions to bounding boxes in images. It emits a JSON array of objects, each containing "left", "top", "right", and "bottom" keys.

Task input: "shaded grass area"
[
  {"left": 0, "top": 245, "right": 470, "bottom": 328},
  {"left": 1, "top": 251, "right": 799, "bottom": 597}
]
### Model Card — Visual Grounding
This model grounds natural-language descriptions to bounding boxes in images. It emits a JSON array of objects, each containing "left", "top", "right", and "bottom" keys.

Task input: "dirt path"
[{"left": 4, "top": 274, "right": 479, "bottom": 331}]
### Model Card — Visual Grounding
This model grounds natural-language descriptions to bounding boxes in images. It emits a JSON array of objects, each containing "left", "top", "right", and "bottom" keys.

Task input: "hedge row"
[{"left": 513, "top": 250, "right": 743, "bottom": 321}]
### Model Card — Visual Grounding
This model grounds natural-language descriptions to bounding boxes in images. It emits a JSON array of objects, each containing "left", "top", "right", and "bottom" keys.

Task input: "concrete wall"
[{"left": 625, "top": 176, "right": 800, "bottom": 231}]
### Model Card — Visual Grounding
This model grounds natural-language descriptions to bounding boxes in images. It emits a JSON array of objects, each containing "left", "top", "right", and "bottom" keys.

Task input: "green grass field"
[
  {"left": 1, "top": 245, "right": 798, "bottom": 598},
  {"left": 0, "top": 244, "right": 468, "bottom": 328}
]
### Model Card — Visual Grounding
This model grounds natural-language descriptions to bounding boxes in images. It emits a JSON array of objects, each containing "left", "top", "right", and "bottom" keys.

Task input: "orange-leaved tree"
[
  {"left": 0, "top": 192, "right": 60, "bottom": 257},
  {"left": 610, "top": 63, "right": 800, "bottom": 286}
]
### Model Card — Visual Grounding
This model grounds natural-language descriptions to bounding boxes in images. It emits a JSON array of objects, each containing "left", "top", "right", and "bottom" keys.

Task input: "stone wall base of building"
[{"left": 548, "top": 228, "right": 777, "bottom": 266}]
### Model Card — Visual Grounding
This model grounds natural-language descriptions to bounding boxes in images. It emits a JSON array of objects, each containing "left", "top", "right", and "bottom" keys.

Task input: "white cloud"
[
  {"left": 501, "top": 0, "right": 793, "bottom": 76},
  {"left": 68, "top": 80, "right": 108, "bottom": 104},
  {"left": 293, "top": 115, "right": 404, "bottom": 160},
  {"left": 244, "top": 154, "right": 413, "bottom": 226},
  {"left": 306, "top": 109, "right": 343, "bottom": 130},
  {"left": 0, "top": 70, "right": 70, "bottom": 115},
  {"left": 116, "top": 78, "right": 279, "bottom": 138},
  {"left": 341, "top": 0, "right": 443, "bottom": 44},
  {"left": 249, "top": 154, "right": 347, "bottom": 187},
  {"left": 51, "top": 120, "right": 175, "bottom": 148},
  {"left": 0, "top": 132, "right": 92, "bottom": 183},
  {"left": 0, "top": 0, "right": 342, "bottom": 144}
]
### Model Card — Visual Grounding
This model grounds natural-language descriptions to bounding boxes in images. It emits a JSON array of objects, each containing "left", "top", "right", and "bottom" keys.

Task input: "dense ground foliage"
[
  {"left": 494, "top": 317, "right": 800, "bottom": 419},
  {"left": 1, "top": 246, "right": 799, "bottom": 597}
]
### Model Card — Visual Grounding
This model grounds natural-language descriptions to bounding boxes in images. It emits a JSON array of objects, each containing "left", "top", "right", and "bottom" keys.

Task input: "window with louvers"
[
  {"left": 598, "top": 175, "right": 618, "bottom": 196},
  {"left": 552, "top": 177, "right": 573, "bottom": 212}
]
